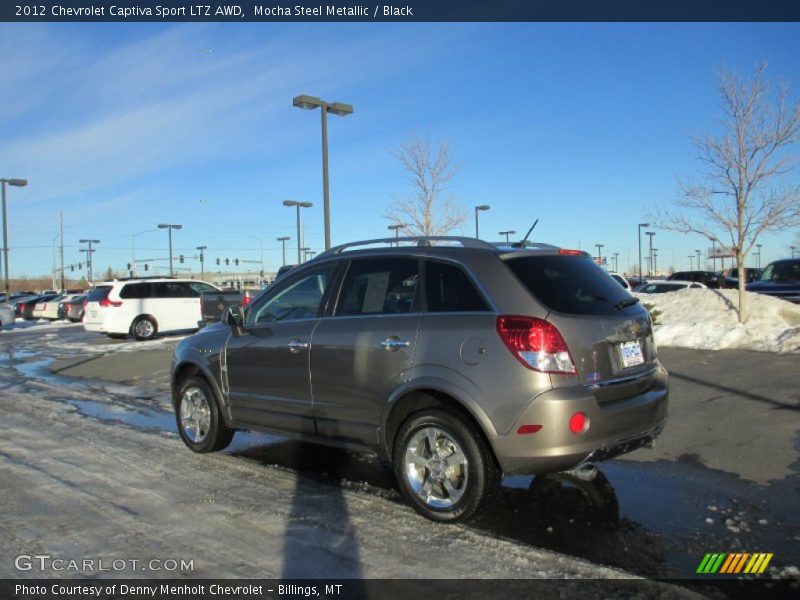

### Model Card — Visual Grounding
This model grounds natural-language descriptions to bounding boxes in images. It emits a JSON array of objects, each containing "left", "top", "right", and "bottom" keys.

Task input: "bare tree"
[
  {"left": 650, "top": 62, "right": 800, "bottom": 322},
  {"left": 383, "top": 135, "right": 468, "bottom": 237}
]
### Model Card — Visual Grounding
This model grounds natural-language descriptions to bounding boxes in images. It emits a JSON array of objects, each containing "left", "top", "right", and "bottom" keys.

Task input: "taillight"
[
  {"left": 241, "top": 296, "right": 253, "bottom": 307},
  {"left": 558, "top": 248, "right": 584, "bottom": 256},
  {"left": 99, "top": 298, "right": 122, "bottom": 308},
  {"left": 496, "top": 315, "right": 576, "bottom": 374}
]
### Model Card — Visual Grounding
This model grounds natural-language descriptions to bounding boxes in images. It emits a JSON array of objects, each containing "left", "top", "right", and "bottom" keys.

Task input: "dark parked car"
[
  {"left": 668, "top": 271, "right": 719, "bottom": 288},
  {"left": 717, "top": 267, "right": 762, "bottom": 289},
  {"left": 199, "top": 289, "right": 261, "bottom": 327},
  {"left": 171, "top": 236, "right": 668, "bottom": 523},
  {"left": 746, "top": 258, "right": 800, "bottom": 303},
  {"left": 635, "top": 281, "right": 708, "bottom": 293}
]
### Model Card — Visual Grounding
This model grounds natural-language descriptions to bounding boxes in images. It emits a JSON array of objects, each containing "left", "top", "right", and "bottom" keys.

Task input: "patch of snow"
[{"left": 636, "top": 288, "right": 800, "bottom": 353}]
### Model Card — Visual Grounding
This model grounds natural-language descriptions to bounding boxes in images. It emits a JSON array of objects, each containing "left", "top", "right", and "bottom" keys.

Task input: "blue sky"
[{"left": 1, "top": 22, "right": 799, "bottom": 278}]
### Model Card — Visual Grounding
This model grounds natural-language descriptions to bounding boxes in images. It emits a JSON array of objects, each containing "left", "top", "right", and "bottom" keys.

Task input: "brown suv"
[{"left": 171, "top": 237, "right": 668, "bottom": 522}]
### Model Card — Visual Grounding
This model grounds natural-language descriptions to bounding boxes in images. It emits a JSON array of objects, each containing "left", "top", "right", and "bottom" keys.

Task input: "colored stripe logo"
[{"left": 696, "top": 553, "right": 773, "bottom": 574}]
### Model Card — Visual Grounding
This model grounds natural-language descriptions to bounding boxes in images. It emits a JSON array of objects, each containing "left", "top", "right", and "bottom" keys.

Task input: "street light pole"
[
  {"left": 277, "top": 236, "right": 290, "bottom": 266},
  {"left": 637, "top": 223, "right": 649, "bottom": 284},
  {"left": 132, "top": 229, "right": 157, "bottom": 277},
  {"left": 293, "top": 95, "right": 354, "bottom": 251},
  {"left": 283, "top": 201, "right": 313, "bottom": 264},
  {"left": 645, "top": 231, "right": 656, "bottom": 277},
  {"left": 387, "top": 223, "right": 405, "bottom": 246},
  {"left": 1, "top": 178, "right": 27, "bottom": 298},
  {"left": 499, "top": 230, "right": 516, "bottom": 243},
  {"left": 613, "top": 252, "right": 619, "bottom": 272},
  {"left": 652, "top": 249, "right": 658, "bottom": 275},
  {"left": 79, "top": 239, "right": 100, "bottom": 283},
  {"left": 695, "top": 249, "right": 702, "bottom": 270},
  {"left": 688, "top": 255, "right": 694, "bottom": 270},
  {"left": 158, "top": 224, "right": 182, "bottom": 277},
  {"left": 474, "top": 204, "right": 490, "bottom": 238},
  {"left": 248, "top": 235, "right": 264, "bottom": 277},
  {"left": 595, "top": 243, "right": 604, "bottom": 264},
  {"left": 756, "top": 244, "right": 763, "bottom": 268},
  {"left": 196, "top": 246, "right": 207, "bottom": 280}
]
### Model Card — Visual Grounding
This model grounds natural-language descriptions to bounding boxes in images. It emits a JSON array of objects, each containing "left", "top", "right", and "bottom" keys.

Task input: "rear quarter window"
[
  {"left": 85, "top": 286, "right": 112, "bottom": 302},
  {"left": 505, "top": 255, "right": 632, "bottom": 316}
]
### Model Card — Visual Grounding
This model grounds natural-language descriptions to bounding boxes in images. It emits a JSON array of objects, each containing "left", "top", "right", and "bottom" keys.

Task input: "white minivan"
[{"left": 83, "top": 278, "right": 221, "bottom": 340}]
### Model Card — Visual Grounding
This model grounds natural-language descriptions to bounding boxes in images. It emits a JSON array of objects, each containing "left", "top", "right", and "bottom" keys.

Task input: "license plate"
[
  {"left": 619, "top": 340, "right": 644, "bottom": 368},
  {"left": 90, "top": 311, "right": 96, "bottom": 318}
]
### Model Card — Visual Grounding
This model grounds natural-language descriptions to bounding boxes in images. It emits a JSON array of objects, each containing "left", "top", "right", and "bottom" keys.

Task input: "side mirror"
[{"left": 223, "top": 305, "right": 244, "bottom": 328}]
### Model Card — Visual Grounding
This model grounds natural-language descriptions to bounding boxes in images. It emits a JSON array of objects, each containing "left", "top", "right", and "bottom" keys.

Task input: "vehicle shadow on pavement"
[{"left": 669, "top": 370, "right": 800, "bottom": 411}]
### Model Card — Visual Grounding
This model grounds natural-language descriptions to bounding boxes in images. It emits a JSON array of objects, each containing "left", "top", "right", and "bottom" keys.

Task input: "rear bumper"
[{"left": 491, "top": 363, "right": 669, "bottom": 475}]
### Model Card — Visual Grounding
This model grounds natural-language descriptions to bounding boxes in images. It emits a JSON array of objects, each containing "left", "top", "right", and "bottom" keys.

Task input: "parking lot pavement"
[
  {"left": 1, "top": 327, "right": 798, "bottom": 583},
  {"left": 622, "top": 347, "right": 800, "bottom": 484}
]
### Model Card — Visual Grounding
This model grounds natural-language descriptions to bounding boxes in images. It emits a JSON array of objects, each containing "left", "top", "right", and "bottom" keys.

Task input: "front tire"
[
  {"left": 393, "top": 408, "right": 500, "bottom": 522},
  {"left": 131, "top": 315, "right": 157, "bottom": 341},
  {"left": 176, "top": 375, "right": 234, "bottom": 453}
]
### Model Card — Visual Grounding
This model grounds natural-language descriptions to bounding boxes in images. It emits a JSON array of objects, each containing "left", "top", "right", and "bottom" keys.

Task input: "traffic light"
[
  {"left": 216, "top": 258, "right": 220, "bottom": 265},
  {"left": 70, "top": 265, "right": 74, "bottom": 272},
  {"left": 234, "top": 258, "right": 239, "bottom": 266},
  {"left": 225, "top": 258, "right": 230, "bottom": 266},
  {"left": 127, "top": 263, "right": 131, "bottom": 270},
  {"left": 144, "top": 264, "right": 150, "bottom": 272},
  {"left": 179, "top": 255, "right": 184, "bottom": 264}
]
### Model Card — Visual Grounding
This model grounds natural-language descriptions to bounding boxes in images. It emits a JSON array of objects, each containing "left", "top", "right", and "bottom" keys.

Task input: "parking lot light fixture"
[
  {"left": 637, "top": 223, "right": 649, "bottom": 285},
  {"left": 474, "top": 205, "right": 490, "bottom": 238},
  {"left": 499, "top": 230, "right": 516, "bottom": 243},
  {"left": 645, "top": 231, "right": 656, "bottom": 276},
  {"left": 79, "top": 239, "right": 100, "bottom": 283},
  {"left": 293, "top": 94, "right": 354, "bottom": 251},
  {"left": 387, "top": 223, "right": 406, "bottom": 246},
  {"left": 1, "top": 177, "right": 27, "bottom": 298},
  {"left": 695, "top": 249, "right": 702, "bottom": 270},
  {"left": 755, "top": 243, "right": 763, "bottom": 268},
  {"left": 688, "top": 255, "right": 695, "bottom": 270},
  {"left": 283, "top": 201, "right": 313, "bottom": 264},
  {"left": 277, "top": 236, "right": 291, "bottom": 266},
  {"left": 158, "top": 224, "right": 182, "bottom": 277},
  {"left": 595, "top": 244, "right": 604, "bottom": 264}
]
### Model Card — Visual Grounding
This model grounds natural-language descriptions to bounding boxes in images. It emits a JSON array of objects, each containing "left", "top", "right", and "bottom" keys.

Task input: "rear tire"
[
  {"left": 393, "top": 408, "right": 500, "bottom": 522},
  {"left": 176, "top": 375, "right": 234, "bottom": 453},
  {"left": 131, "top": 315, "right": 157, "bottom": 341}
]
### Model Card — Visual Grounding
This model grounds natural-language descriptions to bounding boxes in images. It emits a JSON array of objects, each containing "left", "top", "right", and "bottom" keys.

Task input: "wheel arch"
[
  {"left": 171, "top": 360, "right": 229, "bottom": 423},
  {"left": 380, "top": 381, "right": 498, "bottom": 462},
  {"left": 130, "top": 313, "right": 159, "bottom": 337}
]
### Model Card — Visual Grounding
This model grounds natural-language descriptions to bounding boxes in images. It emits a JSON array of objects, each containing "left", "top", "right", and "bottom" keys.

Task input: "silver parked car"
[{"left": 171, "top": 237, "right": 668, "bottom": 522}]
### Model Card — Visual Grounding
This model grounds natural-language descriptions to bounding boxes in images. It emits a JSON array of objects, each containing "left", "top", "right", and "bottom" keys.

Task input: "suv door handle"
[
  {"left": 287, "top": 339, "right": 309, "bottom": 353},
  {"left": 381, "top": 337, "right": 411, "bottom": 351}
]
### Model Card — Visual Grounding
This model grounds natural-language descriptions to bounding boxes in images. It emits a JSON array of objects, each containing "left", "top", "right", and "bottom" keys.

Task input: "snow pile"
[{"left": 636, "top": 288, "right": 800, "bottom": 353}]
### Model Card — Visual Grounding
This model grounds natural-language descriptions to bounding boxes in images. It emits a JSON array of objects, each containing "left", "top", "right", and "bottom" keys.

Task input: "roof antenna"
[{"left": 517, "top": 219, "right": 539, "bottom": 246}]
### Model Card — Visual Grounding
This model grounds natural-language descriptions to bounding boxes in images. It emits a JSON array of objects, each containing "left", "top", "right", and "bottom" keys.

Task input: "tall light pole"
[
  {"left": 756, "top": 243, "right": 763, "bottom": 268},
  {"left": 595, "top": 243, "right": 604, "bottom": 265},
  {"left": 293, "top": 94, "right": 354, "bottom": 251},
  {"left": 652, "top": 248, "right": 658, "bottom": 275},
  {"left": 283, "top": 201, "right": 313, "bottom": 264},
  {"left": 248, "top": 235, "right": 264, "bottom": 278},
  {"left": 645, "top": 231, "right": 656, "bottom": 277},
  {"left": 613, "top": 252, "right": 619, "bottom": 272},
  {"left": 79, "top": 239, "right": 100, "bottom": 283},
  {"left": 305, "top": 249, "right": 317, "bottom": 261},
  {"left": 474, "top": 204, "right": 490, "bottom": 238},
  {"left": 132, "top": 229, "right": 157, "bottom": 277},
  {"left": 158, "top": 224, "right": 182, "bottom": 277},
  {"left": 791, "top": 245, "right": 797, "bottom": 258},
  {"left": 637, "top": 223, "right": 649, "bottom": 284},
  {"left": 300, "top": 247, "right": 310, "bottom": 263},
  {"left": 695, "top": 249, "right": 702, "bottom": 270},
  {"left": 387, "top": 223, "right": 405, "bottom": 246},
  {"left": 688, "top": 255, "right": 695, "bottom": 270},
  {"left": 196, "top": 246, "right": 207, "bottom": 280},
  {"left": 277, "top": 236, "right": 291, "bottom": 266},
  {"left": 1, "top": 178, "right": 27, "bottom": 298},
  {"left": 499, "top": 230, "right": 516, "bottom": 243}
]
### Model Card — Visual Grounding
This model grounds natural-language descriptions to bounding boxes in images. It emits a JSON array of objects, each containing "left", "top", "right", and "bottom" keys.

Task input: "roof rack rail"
[
  {"left": 317, "top": 236, "right": 497, "bottom": 258},
  {"left": 110, "top": 275, "right": 178, "bottom": 281},
  {"left": 492, "top": 241, "right": 560, "bottom": 250}
]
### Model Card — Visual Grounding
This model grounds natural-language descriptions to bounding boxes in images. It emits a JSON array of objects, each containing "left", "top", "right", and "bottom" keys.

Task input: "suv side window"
[
  {"left": 152, "top": 282, "right": 188, "bottom": 298},
  {"left": 336, "top": 258, "right": 419, "bottom": 316},
  {"left": 247, "top": 265, "right": 334, "bottom": 325},
  {"left": 425, "top": 260, "right": 489, "bottom": 312},
  {"left": 119, "top": 283, "right": 151, "bottom": 299}
]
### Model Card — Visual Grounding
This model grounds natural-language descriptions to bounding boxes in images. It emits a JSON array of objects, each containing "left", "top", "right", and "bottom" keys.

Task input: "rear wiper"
[{"left": 614, "top": 297, "right": 640, "bottom": 311}]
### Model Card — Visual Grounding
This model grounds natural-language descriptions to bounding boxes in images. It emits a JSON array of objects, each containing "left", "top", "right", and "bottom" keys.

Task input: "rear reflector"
[
  {"left": 569, "top": 412, "right": 589, "bottom": 434},
  {"left": 496, "top": 315, "right": 576, "bottom": 374},
  {"left": 517, "top": 424, "right": 543, "bottom": 435},
  {"left": 99, "top": 298, "right": 122, "bottom": 308}
]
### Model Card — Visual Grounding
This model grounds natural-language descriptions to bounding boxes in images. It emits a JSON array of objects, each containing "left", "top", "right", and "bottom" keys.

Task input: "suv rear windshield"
[
  {"left": 505, "top": 255, "right": 632, "bottom": 316},
  {"left": 85, "top": 286, "right": 112, "bottom": 302}
]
